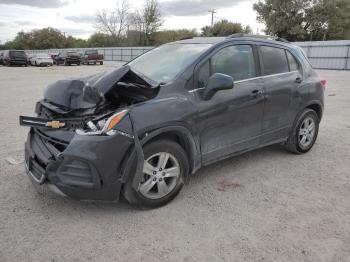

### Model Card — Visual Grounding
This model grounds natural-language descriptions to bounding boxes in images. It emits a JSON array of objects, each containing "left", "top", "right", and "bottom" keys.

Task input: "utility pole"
[{"left": 208, "top": 9, "right": 217, "bottom": 27}]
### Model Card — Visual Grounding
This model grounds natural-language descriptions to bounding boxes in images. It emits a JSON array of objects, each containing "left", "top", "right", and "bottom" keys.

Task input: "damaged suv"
[{"left": 20, "top": 35, "right": 325, "bottom": 207}]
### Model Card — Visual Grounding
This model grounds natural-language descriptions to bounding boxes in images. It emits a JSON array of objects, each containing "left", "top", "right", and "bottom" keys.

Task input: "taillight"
[{"left": 320, "top": 79, "right": 326, "bottom": 89}]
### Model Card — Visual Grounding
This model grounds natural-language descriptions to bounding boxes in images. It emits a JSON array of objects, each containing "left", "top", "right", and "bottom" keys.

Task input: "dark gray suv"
[{"left": 20, "top": 35, "right": 325, "bottom": 207}]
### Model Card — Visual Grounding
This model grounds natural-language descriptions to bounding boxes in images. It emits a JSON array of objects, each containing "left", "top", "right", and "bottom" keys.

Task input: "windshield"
[{"left": 128, "top": 43, "right": 212, "bottom": 84}]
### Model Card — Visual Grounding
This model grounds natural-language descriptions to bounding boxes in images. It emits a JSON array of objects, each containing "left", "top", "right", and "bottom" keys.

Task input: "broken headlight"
[{"left": 76, "top": 110, "right": 128, "bottom": 136}]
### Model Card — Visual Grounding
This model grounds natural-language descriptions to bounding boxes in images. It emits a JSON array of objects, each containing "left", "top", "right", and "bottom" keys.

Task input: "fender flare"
[
  {"left": 121, "top": 122, "right": 201, "bottom": 192},
  {"left": 287, "top": 100, "right": 323, "bottom": 143},
  {"left": 304, "top": 100, "right": 324, "bottom": 120}
]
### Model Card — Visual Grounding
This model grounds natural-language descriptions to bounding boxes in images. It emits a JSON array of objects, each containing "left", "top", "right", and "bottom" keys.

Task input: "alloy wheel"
[
  {"left": 139, "top": 152, "right": 180, "bottom": 200},
  {"left": 298, "top": 116, "right": 315, "bottom": 148}
]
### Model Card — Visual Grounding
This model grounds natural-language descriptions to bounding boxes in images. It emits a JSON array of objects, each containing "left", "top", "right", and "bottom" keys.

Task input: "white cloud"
[
  {"left": 0, "top": 0, "right": 263, "bottom": 43},
  {"left": 0, "top": 0, "right": 68, "bottom": 8}
]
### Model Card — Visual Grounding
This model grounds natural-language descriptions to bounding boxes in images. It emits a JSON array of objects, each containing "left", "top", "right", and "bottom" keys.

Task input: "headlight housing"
[{"left": 76, "top": 110, "right": 128, "bottom": 136}]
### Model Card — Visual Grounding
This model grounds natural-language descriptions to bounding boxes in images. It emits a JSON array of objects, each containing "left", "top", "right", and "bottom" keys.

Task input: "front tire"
[
  {"left": 123, "top": 140, "right": 189, "bottom": 208},
  {"left": 285, "top": 109, "right": 319, "bottom": 154}
]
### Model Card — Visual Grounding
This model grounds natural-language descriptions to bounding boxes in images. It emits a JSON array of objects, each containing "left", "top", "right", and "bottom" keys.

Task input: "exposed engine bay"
[{"left": 20, "top": 66, "right": 159, "bottom": 132}]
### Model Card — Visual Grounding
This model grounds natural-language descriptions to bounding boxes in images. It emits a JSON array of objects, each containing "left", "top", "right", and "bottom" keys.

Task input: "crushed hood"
[{"left": 43, "top": 65, "right": 155, "bottom": 110}]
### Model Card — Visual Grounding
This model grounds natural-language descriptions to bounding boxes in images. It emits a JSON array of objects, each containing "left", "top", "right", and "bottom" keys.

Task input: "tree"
[
  {"left": 95, "top": 0, "right": 130, "bottom": 45},
  {"left": 253, "top": 0, "right": 350, "bottom": 41},
  {"left": 142, "top": 0, "right": 162, "bottom": 45},
  {"left": 201, "top": 20, "right": 252, "bottom": 37},
  {"left": 94, "top": 0, "right": 162, "bottom": 46},
  {"left": 152, "top": 29, "right": 198, "bottom": 45},
  {"left": 128, "top": 11, "right": 146, "bottom": 46},
  {"left": 2, "top": 28, "right": 87, "bottom": 49},
  {"left": 87, "top": 33, "right": 114, "bottom": 47}
]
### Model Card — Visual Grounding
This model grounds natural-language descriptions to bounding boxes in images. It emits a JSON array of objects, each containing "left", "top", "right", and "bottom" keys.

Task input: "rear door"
[{"left": 258, "top": 45, "right": 302, "bottom": 144}]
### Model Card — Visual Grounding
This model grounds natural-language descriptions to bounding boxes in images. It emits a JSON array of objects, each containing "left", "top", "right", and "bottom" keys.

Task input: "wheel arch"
[
  {"left": 140, "top": 126, "right": 201, "bottom": 175},
  {"left": 305, "top": 101, "right": 323, "bottom": 120}
]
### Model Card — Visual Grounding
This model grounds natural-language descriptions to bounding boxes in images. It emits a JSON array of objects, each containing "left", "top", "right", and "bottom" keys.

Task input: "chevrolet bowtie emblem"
[{"left": 45, "top": 121, "right": 65, "bottom": 129}]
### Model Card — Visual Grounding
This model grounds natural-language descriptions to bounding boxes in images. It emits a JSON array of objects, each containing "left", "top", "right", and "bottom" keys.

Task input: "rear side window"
[
  {"left": 86, "top": 50, "right": 98, "bottom": 55},
  {"left": 9, "top": 51, "right": 26, "bottom": 57},
  {"left": 198, "top": 45, "right": 256, "bottom": 88},
  {"left": 260, "top": 46, "right": 289, "bottom": 75},
  {"left": 286, "top": 51, "right": 299, "bottom": 71}
]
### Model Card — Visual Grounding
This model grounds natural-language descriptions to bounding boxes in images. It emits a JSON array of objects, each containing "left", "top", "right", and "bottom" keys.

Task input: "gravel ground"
[{"left": 0, "top": 63, "right": 349, "bottom": 262}]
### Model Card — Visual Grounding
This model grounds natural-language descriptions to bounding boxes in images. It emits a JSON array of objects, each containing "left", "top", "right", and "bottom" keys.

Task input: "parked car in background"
[
  {"left": 30, "top": 53, "right": 53, "bottom": 66},
  {"left": 26, "top": 53, "right": 34, "bottom": 64},
  {"left": 2, "top": 50, "right": 28, "bottom": 66},
  {"left": 20, "top": 35, "right": 325, "bottom": 208},
  {"left": 55, "top": 51, "right": 81, "bottom": 66},
  {"left": 81, "top": 50, "right": 104, "bottom": 65},
  {"left": 0, "top": 52, "right": 4, "bottom": 65},
  {"left": 50, "top": 52, "right": 59, "bottom": 64}
]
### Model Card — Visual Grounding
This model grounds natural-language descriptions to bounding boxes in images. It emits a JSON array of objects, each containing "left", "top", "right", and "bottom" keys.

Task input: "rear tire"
[
  {"left": 123, "top": 140, "right": 189, "bottom": 208},
  {"left": 100, "top": 61, "right": 103, "bottom": 65},
  {"left": 285, "top": 109, "right": 319, "bottom": 154}
]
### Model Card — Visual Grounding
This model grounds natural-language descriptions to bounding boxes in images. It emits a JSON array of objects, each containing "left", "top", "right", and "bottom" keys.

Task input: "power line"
[{"left": 208, "top": 9, "right": 217, "bottom": 27}]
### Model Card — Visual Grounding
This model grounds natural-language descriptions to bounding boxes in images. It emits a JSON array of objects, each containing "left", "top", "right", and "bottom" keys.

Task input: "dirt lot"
[{"left": 0, "top": 63, "right": 349, "bottom": 262}]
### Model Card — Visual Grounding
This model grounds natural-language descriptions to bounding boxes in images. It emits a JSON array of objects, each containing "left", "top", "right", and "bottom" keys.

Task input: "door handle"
[
  {"left": 295, "top": 77, "right": 303, "bottom": 84},
  {"left": 251, "top": 89, "right": 263, "bottom": 97}
]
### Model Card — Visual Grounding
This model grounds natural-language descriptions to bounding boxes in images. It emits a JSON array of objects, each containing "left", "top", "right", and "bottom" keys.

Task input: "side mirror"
[{"left": 201, "top": 73, "right": 234, "bottom": 101}]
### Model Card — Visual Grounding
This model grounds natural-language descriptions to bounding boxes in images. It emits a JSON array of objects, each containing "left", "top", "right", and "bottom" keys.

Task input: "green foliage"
[
  {"left": 152, "top": 29, "right": 199, "bottom": 45},
  {"left": 142, "top": 0, "right": 163, "bottom": 45},
  {"left": 87, "top": 33, "right": 115, "bottom": 47},
  {"left": 201, "top": 20, "right": 252, "bottom": 37},
  {"left": 2, "top": 27, "right": 87, "bottom": 49},
  {"left": 253, "top": 0, "right": 350, "bottom": 41}
]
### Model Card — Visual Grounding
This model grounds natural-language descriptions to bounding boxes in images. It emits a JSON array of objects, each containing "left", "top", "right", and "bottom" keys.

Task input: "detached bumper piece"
[{"left": 24, "top": 128, "right": 134, "bottom": 201}]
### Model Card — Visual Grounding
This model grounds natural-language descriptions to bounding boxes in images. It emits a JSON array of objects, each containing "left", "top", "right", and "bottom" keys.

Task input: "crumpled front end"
[
  {"left": 25, "top": 125, "right": 134, "bottom": 201},
  {"left": 21, "top": 65, "right": 159, "bottom": 200}
]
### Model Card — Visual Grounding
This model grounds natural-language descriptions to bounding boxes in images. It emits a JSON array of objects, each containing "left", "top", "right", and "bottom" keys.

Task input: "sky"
[{"left": 0, "top": 0, "right": 263, "bottom": 43}]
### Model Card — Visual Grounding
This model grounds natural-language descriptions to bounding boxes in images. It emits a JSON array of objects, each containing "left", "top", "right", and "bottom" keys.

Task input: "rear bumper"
[
  {"left": 66, "top": 58, "right": 81, "bottom": 64},
  {"left": 7, "top": 60, "right": 27, "bottom": 65},
  {"left": 83, "top": 59, "right": 103, "bottom": 63},
  {"left": 25, "top": 128, "right": 134, "bottom": 201}
]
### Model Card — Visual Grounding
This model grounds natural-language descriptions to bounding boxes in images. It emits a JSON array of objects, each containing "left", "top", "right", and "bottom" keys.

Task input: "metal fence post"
[
  {"left": 307, "top": 45, "right": 311, "bottom": 58},
  {"left": 345, "top": 45, "right": 350, "bottom": 70}
]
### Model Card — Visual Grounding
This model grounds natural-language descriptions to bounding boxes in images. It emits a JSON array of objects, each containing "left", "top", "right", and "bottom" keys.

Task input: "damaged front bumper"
[{"left": 25, "top": 127, "right": 135, "bottom": 201}]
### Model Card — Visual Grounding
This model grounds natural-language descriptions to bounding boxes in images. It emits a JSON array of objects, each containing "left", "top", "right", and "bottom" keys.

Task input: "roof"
[
  {"left": 172, "top": 37, "right": 227, "bottom": 44},
  {"left": 172, "top": 35, "right": 294, "bottom": 48}
]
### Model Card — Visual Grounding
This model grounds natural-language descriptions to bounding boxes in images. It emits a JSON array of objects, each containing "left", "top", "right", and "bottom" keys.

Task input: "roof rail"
[{"left": 227, "top": 33, "right": 289, "bottom": 43}]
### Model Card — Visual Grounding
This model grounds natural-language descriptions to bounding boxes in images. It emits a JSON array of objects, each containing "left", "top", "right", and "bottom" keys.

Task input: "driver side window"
[{"left": 198, "top": 45, "right": 256, "bottom": 88}]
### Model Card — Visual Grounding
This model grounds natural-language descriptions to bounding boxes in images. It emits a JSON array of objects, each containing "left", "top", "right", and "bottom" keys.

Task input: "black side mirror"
[{"left": 201, "top": 73, "right": 234, "bottom": 100}]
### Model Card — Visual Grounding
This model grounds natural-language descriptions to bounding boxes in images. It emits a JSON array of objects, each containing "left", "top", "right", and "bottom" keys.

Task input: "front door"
[{"left": 193, "top": 44, "right": 265, "bottom": 164}]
